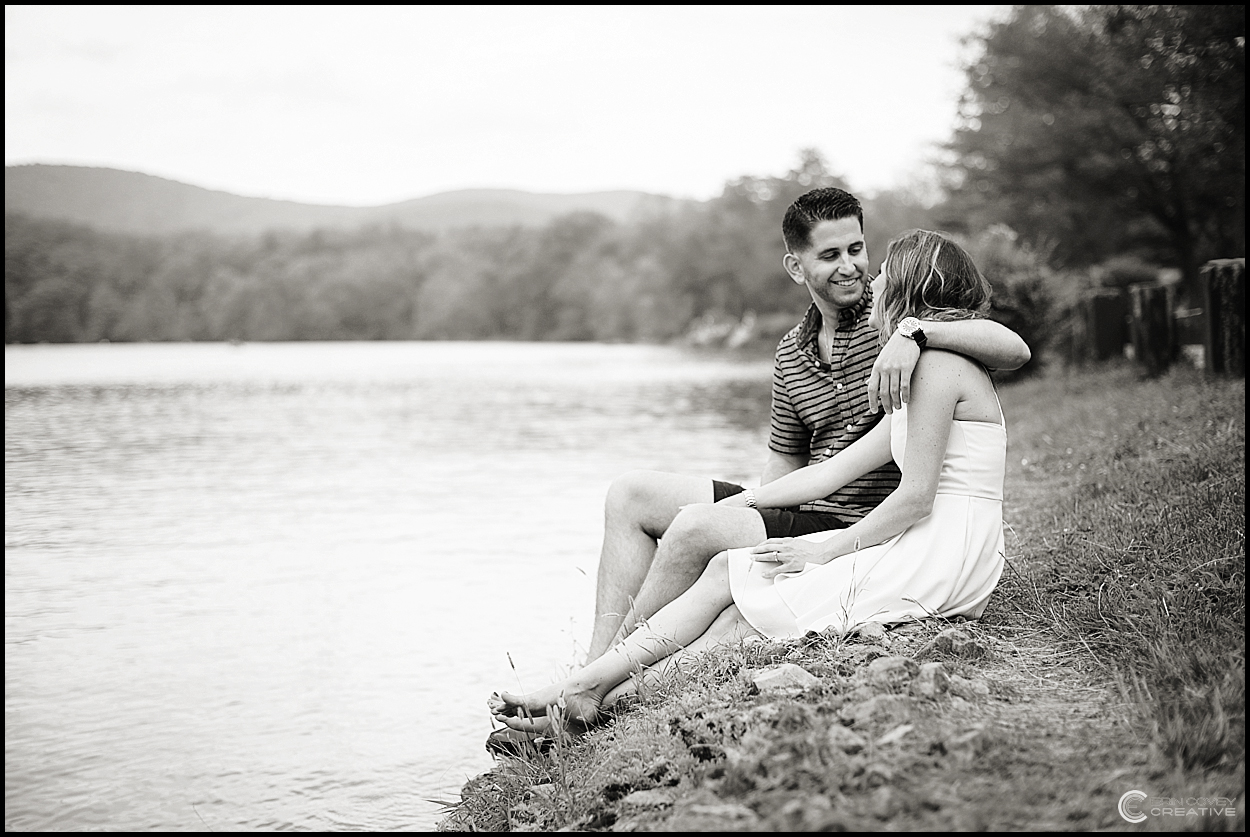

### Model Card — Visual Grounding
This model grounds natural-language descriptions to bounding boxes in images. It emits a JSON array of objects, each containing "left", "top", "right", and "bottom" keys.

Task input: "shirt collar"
[{"left": 797, "top": 285, "right": 873, "bottom": 349}]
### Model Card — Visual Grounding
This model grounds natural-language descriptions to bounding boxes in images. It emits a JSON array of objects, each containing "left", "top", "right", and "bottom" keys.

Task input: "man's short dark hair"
[{"left": 782, "top": 188, "right": 863, "bottom": 253}]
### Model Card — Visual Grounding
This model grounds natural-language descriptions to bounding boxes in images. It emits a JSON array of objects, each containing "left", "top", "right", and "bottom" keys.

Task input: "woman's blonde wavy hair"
[{"left": 875, "top": 229, "right": 993, "bottom": 347}]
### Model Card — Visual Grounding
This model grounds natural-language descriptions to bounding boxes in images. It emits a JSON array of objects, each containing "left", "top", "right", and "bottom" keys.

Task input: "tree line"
[
  {"left": 4, "top": 153, "right": 837, "bottom": 344},
  {"left": 6, "top": 6, "right": 1243, "bottom": 374},
  {"left": 6, "top": 152, "right": 952, "bottom": 346}
]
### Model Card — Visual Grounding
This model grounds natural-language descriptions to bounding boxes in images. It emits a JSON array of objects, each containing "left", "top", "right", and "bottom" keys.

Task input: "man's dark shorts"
[{"left": 712, "top": 480, "right": 852, "bottom": 539}]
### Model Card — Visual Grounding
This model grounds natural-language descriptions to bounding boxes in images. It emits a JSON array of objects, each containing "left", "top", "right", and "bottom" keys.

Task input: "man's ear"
[{"left": 782, "top": 253, "right": 806, "bottom": 286}]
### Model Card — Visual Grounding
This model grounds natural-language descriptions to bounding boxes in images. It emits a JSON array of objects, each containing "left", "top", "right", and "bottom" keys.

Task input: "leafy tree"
[
  {"left": 674, "top": 148, "right": 850, "bottom": 320},
  {"left": 960, "top": 225, "right": 1065, "bottom": 379},
  {"left": 510, "top": 211, "right": 616, "bottom": 340},
  {"left": 943, "top": 5, "right": 1245, "bottom": 300},
  {"left": 862, "top": 187, "right": 941, "bottom": 274}
]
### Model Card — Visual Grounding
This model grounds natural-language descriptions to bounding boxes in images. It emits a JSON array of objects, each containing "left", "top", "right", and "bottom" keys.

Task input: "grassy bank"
[
  {"left": 440, "top": 364, "right": 1245, "bottom": 832},
  {"left": 996, "top": 363, "right": 1244, "bottom": 776}
]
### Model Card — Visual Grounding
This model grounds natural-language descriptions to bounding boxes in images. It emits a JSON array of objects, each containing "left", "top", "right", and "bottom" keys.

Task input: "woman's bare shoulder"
[
  {"left": 906, "top": 349, "right": 972, "bottom": 410},
  {"left": 915, "top": 350, "right": 997, "bottom": 421}
]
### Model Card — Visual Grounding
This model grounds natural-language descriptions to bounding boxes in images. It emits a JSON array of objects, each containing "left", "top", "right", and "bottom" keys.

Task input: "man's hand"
[
  {"left": 749, "top": 537, "right": 827, "bottom": 579},
  {"left": 868, "top": 331, "right": 921, "bottom": 414}
]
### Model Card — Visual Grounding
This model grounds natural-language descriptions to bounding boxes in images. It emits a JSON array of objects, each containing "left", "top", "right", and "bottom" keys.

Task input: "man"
[{"left": 585, "top": 187, "right": 1030, "bottom": 661}]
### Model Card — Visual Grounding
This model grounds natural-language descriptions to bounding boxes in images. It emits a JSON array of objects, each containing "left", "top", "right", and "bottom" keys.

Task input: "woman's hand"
[
  {"left": 749, "top": 537, "right": 827, "bottom": 579},
  {"left": 715, "top": 491, "right": 750, "bottom": 508}
]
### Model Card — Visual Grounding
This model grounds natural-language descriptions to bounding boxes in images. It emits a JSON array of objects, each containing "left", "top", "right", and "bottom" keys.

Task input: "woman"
[{"left": 490, "top": 229, "right": 1007, "bottom": 733}]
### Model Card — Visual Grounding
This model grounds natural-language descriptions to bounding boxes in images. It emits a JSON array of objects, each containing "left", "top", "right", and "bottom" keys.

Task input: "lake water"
[{"left": 4, "top": 341, "right": 773, "bottom": 831}]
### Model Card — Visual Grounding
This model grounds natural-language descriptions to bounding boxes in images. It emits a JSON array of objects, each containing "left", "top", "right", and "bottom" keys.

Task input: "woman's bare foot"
[
  {"left": 489, "top": 681, "right": 603, "bottom": 732},
  {"left": 487, "top": 680, "right": 565, "bottom": 719}
]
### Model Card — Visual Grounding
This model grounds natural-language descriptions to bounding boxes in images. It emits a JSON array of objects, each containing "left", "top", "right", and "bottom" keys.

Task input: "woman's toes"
[{"left": 488, "top": 690, "right": 548, "bottom": 719}]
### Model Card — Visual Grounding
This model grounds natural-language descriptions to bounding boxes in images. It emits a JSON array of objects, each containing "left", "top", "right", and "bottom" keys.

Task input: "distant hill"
[{"left": 4, "top": 164, "right": 690, "bottom": 237}]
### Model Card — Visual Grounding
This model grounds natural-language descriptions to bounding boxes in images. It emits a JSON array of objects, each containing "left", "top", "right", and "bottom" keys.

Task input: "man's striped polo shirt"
[{"left": 768, "top": 288, "right": 901, "bottom": 521}]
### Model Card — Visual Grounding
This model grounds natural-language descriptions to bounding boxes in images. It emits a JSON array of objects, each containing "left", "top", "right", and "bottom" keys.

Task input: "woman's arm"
[
  {"left": 754, "top": 350, "right": 967, "bottom": 578},
  {"left": 758, "top": 449, "right": 808, "bottom": 486},
  {"left": 718, "top": 417, "right": 893, "bottom": 510}
]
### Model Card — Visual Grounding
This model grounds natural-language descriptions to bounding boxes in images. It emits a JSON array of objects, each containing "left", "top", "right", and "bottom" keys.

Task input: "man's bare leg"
[
  {"left": 599, "top": 603, "right": 758, "bottom": 707},
  {"left": 607, "top": 503, "right": 767, "bottom": 649},
  {"left": 492, "top": 554, "right": 743, "bottom": 730},
  {"left": 492, "top": 603, "right": 759, "bottom": 735},
  {"left": 586, "top": 470, "right": 715, "bottom": 662}
]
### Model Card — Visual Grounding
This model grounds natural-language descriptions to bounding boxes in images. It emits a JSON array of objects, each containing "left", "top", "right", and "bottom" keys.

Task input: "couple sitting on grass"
[{"left": 490, "top": 189, "right": 1025, "bottom": 746}]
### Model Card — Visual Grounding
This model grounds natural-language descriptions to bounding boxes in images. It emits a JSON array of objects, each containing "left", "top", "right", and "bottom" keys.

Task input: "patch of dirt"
[
  {"left": 443, "top": 619, "right": 1239, "bottom": 832},
  {"left": 607, "top": 628, "right": 1143, "bottom": 831}
]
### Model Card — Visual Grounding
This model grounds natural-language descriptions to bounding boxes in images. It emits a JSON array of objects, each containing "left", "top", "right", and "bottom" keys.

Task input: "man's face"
[{"left": 784, "top": 217, "right": 869, "bottom": 312}]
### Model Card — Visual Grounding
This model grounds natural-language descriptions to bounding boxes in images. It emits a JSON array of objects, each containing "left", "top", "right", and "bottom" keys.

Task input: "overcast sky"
[{"left": 5, "top": 5, "right": 1008, "bottom": 206}]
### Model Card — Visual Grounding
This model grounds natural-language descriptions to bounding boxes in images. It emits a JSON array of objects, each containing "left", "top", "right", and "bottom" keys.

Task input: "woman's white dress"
[{"left": 729, "top": 403, "right": 1006, "bottom": 637}]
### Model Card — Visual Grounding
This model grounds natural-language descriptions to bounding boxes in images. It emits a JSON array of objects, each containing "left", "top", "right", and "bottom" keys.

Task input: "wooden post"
[
  {"left": 1201, "top": 259, "right": 1246, "bottom": 377},
  {"left": 1128, "top": 283, "right": 1177, "bottom": 377},
  {"left": 1084, "top": 289, "right": 1129, "bottom": 361}
]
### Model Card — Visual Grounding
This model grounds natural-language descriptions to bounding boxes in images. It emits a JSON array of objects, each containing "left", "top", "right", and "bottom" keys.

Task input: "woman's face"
[{"left": 867, "top": 269, "right": 889, "bottom": 333}]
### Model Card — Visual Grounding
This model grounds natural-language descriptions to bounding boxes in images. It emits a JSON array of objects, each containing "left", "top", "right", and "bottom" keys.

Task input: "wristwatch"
[{"left": 897, "top": 317, "right": 927, "bottom": 349}]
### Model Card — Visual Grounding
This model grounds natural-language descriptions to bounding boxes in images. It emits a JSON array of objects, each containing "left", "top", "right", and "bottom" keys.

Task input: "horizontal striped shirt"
[{"left": 768, "top": 290, "right": 900, "bottom": 521}]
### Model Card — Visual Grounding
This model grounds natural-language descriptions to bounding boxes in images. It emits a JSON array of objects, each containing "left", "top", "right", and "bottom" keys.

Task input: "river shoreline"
[{"left": 439, "top": 366, "right": 1245, "bottom": 832}]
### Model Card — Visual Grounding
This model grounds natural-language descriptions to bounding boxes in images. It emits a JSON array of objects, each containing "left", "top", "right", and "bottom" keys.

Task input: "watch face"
[{"left": 900, "top": 318, "right": 919, "bottom": 336}]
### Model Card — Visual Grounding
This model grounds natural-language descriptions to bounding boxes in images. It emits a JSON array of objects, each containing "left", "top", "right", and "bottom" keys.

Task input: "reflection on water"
[{"left": 5, "top": 341, "right": 772, "bottom": 831}]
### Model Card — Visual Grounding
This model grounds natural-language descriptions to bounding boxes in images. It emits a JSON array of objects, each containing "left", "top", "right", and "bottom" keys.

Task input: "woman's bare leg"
[
  {"left": 490, "top": 553, "right": 737, "bottom": 730},
  {"left": 599, "top": 503, "right": 765, "bottom": 658},
  {"left": 599, "top": 604, "right": 759, "bottom": 707}
]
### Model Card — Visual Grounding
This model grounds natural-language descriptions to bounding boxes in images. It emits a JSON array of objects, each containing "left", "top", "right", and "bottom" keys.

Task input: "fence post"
[
  {"left": 1128, "top": 283, "right": 1177, "bottom": 376},
  {"left": 1083, "top": 289, "right": 1129, "bottom": 361},
  {"left": 1201, "top": 259, "right": 1246, "bottom": 377}
]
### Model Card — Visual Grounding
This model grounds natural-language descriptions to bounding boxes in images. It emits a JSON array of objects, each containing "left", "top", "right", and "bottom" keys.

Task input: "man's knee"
[
  {"left": 605, "top": 470, "right": 706, "bottom": 536},
  {"left": 665, "top": 504, "right": 760, "bottom": 554},
  {"left": 604, "top": 470, "right": 664, "bottom": 517},
  {"left": 665, "top": 502, "right": 717, "bottom": 537}
]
